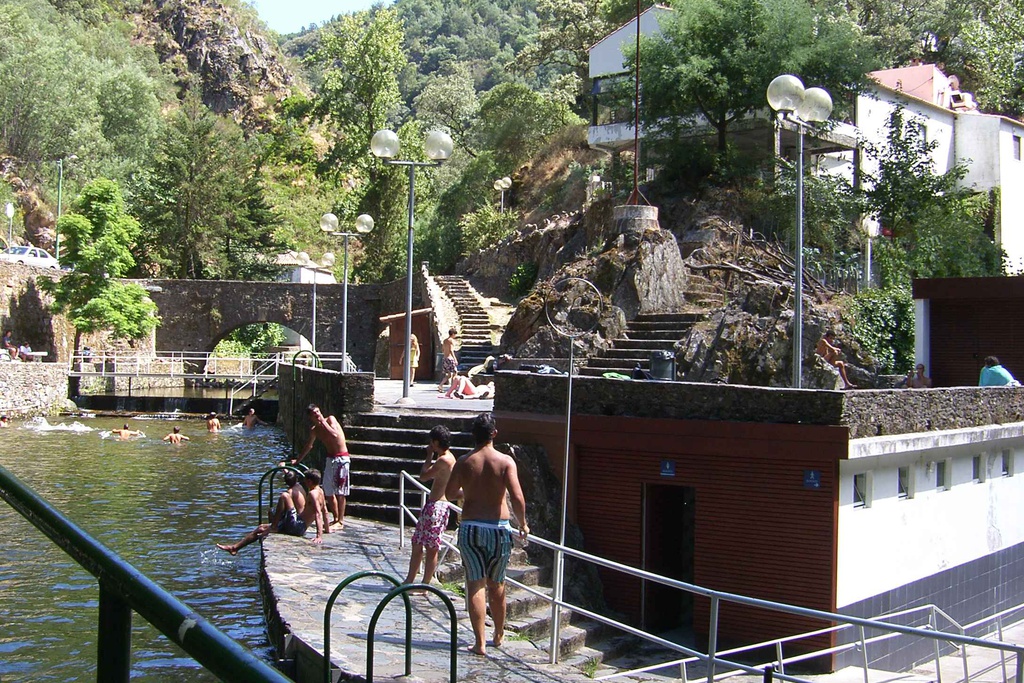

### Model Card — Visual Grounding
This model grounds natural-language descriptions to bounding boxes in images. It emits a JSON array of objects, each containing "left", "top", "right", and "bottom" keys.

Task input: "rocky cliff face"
[{"left": 133, "top": 0, "right": 296, "bottom": 126}]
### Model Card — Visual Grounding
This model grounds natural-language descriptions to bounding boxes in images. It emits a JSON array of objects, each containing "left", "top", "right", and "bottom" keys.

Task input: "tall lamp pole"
[
  {"left": 767, "top": 75, "right": 832, "bottom": 388},
  {"left": 55, "top": 154, "right": 77, "bottom": 263},
  {"left": 371, "top": 129, "right": 454, "bottom": 404},
  {"left": 493, "top": 176, "right": 511, "bottom": 212},
  {"left": 321, "top": 212, "right": 374, "bottom": 371},
  {"left": 4, "top": 203, "right": 13, "bottom": 245}
]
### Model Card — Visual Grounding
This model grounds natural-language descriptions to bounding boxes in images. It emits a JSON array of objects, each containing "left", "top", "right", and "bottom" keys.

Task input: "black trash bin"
[{"left": 649, "top": 350, "right": 676, "bottom": 380}]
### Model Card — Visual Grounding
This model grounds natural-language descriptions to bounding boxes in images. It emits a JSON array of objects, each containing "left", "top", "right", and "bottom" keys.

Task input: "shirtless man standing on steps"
[
  {"left": 445, "top": 412, "right": 528, "bottom": 656},
  {"left": 292, "top": 404, "right": 349, "bottom": 530}
]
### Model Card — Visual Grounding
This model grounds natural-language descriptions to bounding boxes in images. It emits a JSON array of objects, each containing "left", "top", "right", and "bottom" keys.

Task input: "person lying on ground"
[{"left": 443, "top": 374, "right": 495, "bottom": 399}]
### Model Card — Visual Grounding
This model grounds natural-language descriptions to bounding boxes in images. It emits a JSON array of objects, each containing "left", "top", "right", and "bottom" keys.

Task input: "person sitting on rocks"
[{"left": 815, "top": 331, "right": 856, "bottom": 389}]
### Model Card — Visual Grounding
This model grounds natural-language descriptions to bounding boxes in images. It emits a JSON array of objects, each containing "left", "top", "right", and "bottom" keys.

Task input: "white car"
[{"left": 0, "top": 246, "right": 60, "bottom": 269}]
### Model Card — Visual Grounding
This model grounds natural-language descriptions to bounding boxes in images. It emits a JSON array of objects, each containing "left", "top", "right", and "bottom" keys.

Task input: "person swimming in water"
[{"left": 111, "top": 424, "right": 144, "bottom": 439}]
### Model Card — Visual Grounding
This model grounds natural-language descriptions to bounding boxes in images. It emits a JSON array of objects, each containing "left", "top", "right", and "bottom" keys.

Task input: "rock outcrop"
[{"left": 133, "top": 0, "right": 296, "bottom": 127}]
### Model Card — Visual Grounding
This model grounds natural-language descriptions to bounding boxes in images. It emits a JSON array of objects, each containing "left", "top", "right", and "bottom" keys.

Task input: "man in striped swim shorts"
[{"left": 446, "top": 412, "right": 529, "bottom": 656}]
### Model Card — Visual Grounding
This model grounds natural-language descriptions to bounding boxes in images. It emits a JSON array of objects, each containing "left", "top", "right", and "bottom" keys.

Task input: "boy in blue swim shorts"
[{"left": 445, "top": 412, "right": 529, "bottom": 656}]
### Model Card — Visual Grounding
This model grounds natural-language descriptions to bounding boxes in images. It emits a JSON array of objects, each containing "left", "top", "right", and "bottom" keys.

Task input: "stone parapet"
[
  {"left": 493, "top": 372, "right": 1024, "bottom": 438},
  {"left": 0, "top": 364, "right": 72, "bottom": 416}
]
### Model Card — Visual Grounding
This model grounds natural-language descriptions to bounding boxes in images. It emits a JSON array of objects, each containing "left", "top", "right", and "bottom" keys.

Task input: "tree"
[
  {"left": 413, "top": 63, "right": 479, "bottom": 155},
  {"left": 471, "top": 82, "right": 584, "bottom": 169},
  {"left": 513, "top": 0, "right": 611, "bottom": 107},
  {"left": 135, "top": 93, "right": 282, "bottom": 279},
  {"left": 959, "top": 0, "right": 1024, "bottom": 118},
  {"left": 636, "top": 0, "right": 875, "bottom": 153},
  {"left": 862, "top": 107, "right": 1003, "bottom": 287},
  {"left": 40, "top": 178, "right": 158, "bottom": 347},
  {"left": 308, "top": 8, "right": 405, "bottom": 174}
]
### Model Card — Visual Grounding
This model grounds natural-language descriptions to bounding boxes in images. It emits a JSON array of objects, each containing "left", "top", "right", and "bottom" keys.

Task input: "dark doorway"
[{"left": 641, "top": 483, "right": 695, "bottom": 633}]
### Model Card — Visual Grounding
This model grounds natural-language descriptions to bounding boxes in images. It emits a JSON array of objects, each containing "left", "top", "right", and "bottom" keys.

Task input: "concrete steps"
[
  {"left": 581, "top": 313, "right": 704, "bottom": 378},
  {"left": 433, "top": 275, "right": 501, "bottom": 368}
]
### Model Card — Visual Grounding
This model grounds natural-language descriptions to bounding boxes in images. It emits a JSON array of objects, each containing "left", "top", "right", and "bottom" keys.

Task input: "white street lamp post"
[
  {"left": 371, "top": 129, "right": 454, "bottom": 404},
  {"left": 862, "top": 215, "right": 880, "bottom": 289},
  {"left": 767, "top": 75, "right": 832, "bottom": 388},
  {"left": 321, "top": 212, "right": 374, "bottom": 371},
  {"left": 493, "top": 176, "right": 512, "bottom": 212},
  {"left": 55, "top": 154, "right": 77, "bottom": 263},
  {"left": 5, "top": 202, "right": 13, "bottom": 245}
]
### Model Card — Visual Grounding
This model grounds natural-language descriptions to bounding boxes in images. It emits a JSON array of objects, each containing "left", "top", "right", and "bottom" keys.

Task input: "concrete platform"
[
  {"left": 372, "top": 379, "right": 494, "bottom": 413},
  {"left": 262, "top": 516, "right": 595, "bottom": 683}
]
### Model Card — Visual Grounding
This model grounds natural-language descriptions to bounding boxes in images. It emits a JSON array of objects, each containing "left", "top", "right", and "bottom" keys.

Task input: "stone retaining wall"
[
  {"left": 494, "top": 372, "right": 1024, "bottom": 438},
  {"left": 0, "top": 364, "right": 72, "bottom": 416}
]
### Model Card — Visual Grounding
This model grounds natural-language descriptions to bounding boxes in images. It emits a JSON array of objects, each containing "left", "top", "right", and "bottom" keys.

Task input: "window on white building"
[
  {"left": 935, "top": 459, "right": 950, "bottom": 490},
  {"left": 898, "top": 466, "right": 912, "bottom": 498},
  {"left": 854, "top": 472, "right": 871, "bottom": 508},
  {"left": 1014, "top": 135, "right": 1022, "bottom": 161},
  {"left": 972, "top": 455, "right": 984, "bottom": 482},
  {"left": 1002, "top": 450, "right": 1014, "bottom": 477}
]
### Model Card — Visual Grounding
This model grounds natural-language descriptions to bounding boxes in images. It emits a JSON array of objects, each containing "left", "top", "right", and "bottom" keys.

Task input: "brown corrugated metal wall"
[
  {"left": 571, "top": 415, "right": 846, "bottom": 655},
  {"left": 914, "top": 277, "right": 1024, "bottom": 387}
]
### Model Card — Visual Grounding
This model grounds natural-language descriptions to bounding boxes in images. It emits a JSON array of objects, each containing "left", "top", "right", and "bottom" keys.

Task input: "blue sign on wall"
[
  {"left": 804, "top": 470, "right": 821, "bottom": 489},
  {"left": 660, "top": 460, "right": 676, "bottom": 477}
]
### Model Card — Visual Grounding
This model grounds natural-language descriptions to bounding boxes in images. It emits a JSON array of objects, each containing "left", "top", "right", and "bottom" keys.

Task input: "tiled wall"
[{"left": 836, "top": 540, "right": 1024, "bottom": 670}]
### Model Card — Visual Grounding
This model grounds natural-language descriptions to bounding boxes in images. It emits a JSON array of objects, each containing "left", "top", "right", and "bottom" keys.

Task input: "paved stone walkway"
[{"left": 263, "top": 516, "right": 595, "bottom": 683}]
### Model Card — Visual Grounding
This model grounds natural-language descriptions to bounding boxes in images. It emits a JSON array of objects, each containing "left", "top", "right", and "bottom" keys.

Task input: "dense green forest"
[{"left": 1, "top": 0, "right": 1022, "bottom": 307}]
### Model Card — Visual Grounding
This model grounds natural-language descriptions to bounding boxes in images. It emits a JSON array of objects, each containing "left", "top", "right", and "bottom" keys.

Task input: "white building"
[
  {"left": 856, "top": 64, "right": 1024, "bottom": 271},
  {"left": 588, "top": 12, "right": 1024, "bottom": 270}
]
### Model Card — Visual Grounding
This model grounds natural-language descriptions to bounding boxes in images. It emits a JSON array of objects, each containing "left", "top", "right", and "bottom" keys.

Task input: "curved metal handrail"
[
  {"left": 256, "top": 465, "right": 304, "bottom": 525},
  {"left": 366, "top": 583, "right": 458, "bottom": 683},
  {"left": 323, "top": 571, "right": 410, "bottom": 683}
]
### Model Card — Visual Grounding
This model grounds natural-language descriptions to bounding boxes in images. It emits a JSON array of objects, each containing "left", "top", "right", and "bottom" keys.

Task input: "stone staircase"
[
  {"left": 343, "top": 410, "right": 479, "bottom": 523},
  {"left": 341, "top": 408, "right": 647, "bottom": 675},
  {"left": 433, "top": 275, "right": 499, "bottom": 369},
  {"left": 580, "top": 312, "right": 704, "bottom": 378},
  {"left": 433, "top": 529, "right": 642, "bottom": 673}
]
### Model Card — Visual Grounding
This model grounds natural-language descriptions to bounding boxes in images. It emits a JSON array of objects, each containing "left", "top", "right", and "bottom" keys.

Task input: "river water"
[{"left": 0, "top": 415, "right": 292, "bottom": 682}]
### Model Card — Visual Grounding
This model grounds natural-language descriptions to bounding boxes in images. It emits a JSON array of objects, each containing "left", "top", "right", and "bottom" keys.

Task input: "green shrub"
[
  {"left": 849, "top": 287, "right": 914, "bottom": 374},
  {"left": 509, "top": 262, "right": 538, "bottom": 298}
]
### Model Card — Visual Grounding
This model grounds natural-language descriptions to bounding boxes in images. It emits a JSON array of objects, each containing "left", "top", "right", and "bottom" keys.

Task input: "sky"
[{"left": 250, "top": 0, "right": 390, "bottom": 35}]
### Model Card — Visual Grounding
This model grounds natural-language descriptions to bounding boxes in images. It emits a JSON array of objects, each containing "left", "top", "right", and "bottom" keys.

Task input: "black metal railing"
[{"left": 0, "top": 463, "right": 291, "bottom": 683}]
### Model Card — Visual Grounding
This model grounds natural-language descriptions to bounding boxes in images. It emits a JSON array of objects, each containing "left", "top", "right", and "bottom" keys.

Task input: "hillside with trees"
[{"left": 1, "top": 0, "right": 1023, "bottom": 366}]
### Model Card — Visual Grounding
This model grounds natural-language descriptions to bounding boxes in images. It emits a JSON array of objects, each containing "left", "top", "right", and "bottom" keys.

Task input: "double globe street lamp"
[
  {"left": 370, "top": 129, "right": 454, "bottom": 403},
  {"left": 493, "top": 176, "right": 512, "bottom": 212},
  {"left": 766, "top": 74, "right": 832, "bottom": 389},
  {"left": 320, "top": 212, "right": 375, "bottom": 371}
]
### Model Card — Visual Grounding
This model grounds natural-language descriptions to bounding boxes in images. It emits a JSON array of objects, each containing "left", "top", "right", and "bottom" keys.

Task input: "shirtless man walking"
[
  {"left": 445, "top": 412, "right": 528, "bottom": 656},
  {"left": 438, "top": 328, "right": 459, "bottom": 392},
  {"left": 292, "top": 404, "right": 350, "bottom": 530},
  {"left": 404, "top": 425, "right": 457, "bottom": 586},
  {"left": 217, "top": 468, "right": 328, "bottom": 554}
]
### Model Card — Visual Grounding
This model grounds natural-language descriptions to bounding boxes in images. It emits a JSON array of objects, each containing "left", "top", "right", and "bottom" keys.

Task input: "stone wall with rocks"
[
  {"left": 0, "top": 263, "right": 73, "bottom": 362},
  {"left": 494, "top": 372, "right": 1024, "bottom": 438},
  {"left": 0, "top": 364, "right": 73, "bottom": 416}
]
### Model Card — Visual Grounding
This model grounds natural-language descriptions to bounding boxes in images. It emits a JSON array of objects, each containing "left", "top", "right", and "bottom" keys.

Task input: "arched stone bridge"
[{"left": 133, "top": 279, "right": 396, "bottom": 371}]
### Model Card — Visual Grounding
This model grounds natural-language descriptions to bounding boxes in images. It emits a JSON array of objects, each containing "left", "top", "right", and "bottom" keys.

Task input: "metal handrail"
[
  {"left": 322, "top": 571, "right": 410, "bottom": 683},
  {"left": 257, "top": 465, "right": 305, "bottom": 525},
  {"left": 366, "top": 583, "right": 458, "bottom": 683},
  {"left": 396, "top": 470, "right": 1024, "bottom": 683},
  {"left": 0, "top": 463, "right": 290, "bottom": 683}
]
